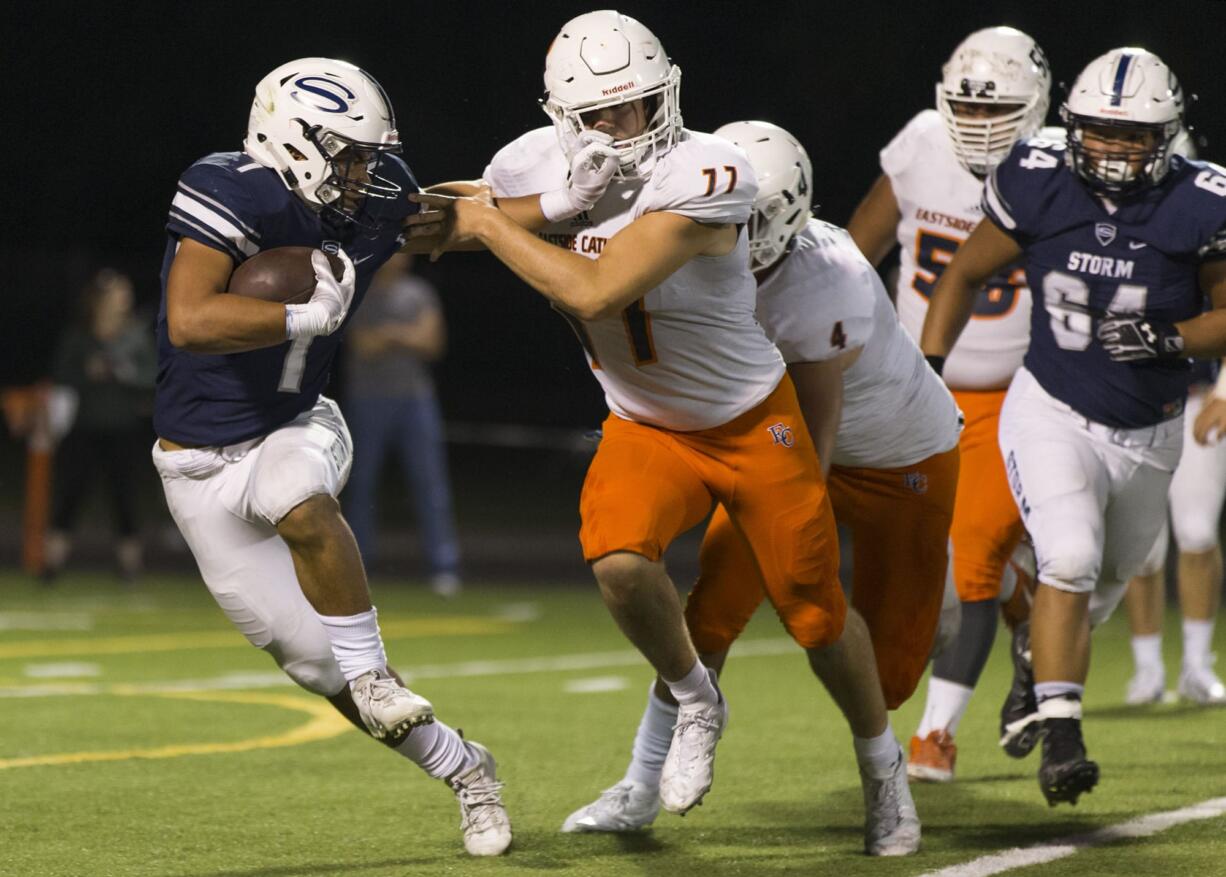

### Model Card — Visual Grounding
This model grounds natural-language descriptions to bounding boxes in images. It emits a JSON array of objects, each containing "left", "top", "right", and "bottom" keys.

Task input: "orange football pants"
[
  {"left": 949, "top": 388, "right": 1025, "bottom": 602},
  {"left": 685, "top": 445, "right": 959, "bottom": 709},
  {"left": 580, "top": 377, "right": 845, "bottom": 650}
]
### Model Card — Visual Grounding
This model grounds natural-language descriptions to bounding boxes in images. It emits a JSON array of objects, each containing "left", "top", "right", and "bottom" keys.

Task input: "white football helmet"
[
  {"left": 245, "top": 58, "right": 402, "bottom": 232},
  {"left": 714, "top": 121, "right": 812, "bottom": 271},
  {"left": 936, "top": 27, "right": 1051, "bottom": 176},
  {"left": 541, "top": 10, "right": 682, "bottom": 179},
  {"left": 1061, "top": 48, "right": 1184, "bottom": 194}
]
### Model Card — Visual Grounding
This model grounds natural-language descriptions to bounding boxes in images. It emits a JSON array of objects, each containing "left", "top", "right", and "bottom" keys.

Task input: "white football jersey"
[
  {"left": 756, "top": 219, "right": 961, "bottom": 469},
  {"left": 882, "top": 110, "right": 1033, "bottom": 390},
  {"left": 485, "top": 127, "right": 784, "bottom": 431}
]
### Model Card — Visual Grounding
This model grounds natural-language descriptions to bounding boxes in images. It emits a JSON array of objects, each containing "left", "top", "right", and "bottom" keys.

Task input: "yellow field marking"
[
  {"left": 0, "top": 616, "right": 510, "bottom": 660},
  {"left": 0, "top": 689, "right": 351, "bottom": 770}
]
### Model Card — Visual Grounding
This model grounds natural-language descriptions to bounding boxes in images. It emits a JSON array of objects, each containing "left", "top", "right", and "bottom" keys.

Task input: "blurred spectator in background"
[
  {"left": 45, "top": 269, "right": 156, "bottom": 580},
  {"left": 344, "top": 254, "right": 462, "bottom": 596}
]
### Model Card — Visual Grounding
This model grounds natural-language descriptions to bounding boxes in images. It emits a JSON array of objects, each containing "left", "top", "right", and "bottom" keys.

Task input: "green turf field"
[{"left": 1, "top": 573, "right": 1223, "bottom": 877}]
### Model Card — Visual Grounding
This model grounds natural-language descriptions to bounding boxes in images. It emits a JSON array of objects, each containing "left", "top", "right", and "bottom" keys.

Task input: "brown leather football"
[{"left": 226, "top": 247, "right": 344, "bottom": 304}]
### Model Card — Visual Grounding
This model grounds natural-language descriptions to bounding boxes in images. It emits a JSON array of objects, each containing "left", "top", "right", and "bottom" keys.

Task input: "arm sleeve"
[{"left": 166, "top": 161, "right": 262, "bottom": 262}]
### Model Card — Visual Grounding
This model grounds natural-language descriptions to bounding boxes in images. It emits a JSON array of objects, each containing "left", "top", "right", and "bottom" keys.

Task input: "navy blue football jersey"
[
  {"left": 983, "top": 138, "right": 1226, "bottom": 427},
  {"left": 154, "top": 151, "right": 418, "bottom": 445}
]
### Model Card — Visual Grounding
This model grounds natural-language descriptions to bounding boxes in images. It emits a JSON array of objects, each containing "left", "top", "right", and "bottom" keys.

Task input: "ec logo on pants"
[{"left": 767, "top": 423, "right": 795, "bottom": 447}]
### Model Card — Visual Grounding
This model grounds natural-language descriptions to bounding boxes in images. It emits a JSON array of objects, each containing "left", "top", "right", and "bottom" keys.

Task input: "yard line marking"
[
  {"left": 919, "top": 796, "right": 1226, "bottom": 876},
  {"left": 0, "top": 690, "right": 350, "bottom": 770},
  {"left": 0, "top": 637, "right": 799, "bottom": 698},
  {"left": 0, "top": 616, "right": 511, "bottom": 659},
  {"left": 23, "top": 662, "right": 101, "bottom": 678},
  {"left": 0, "top": 612, "right": 93, "bottom": 631},
  {"left": 564, "top": 675, "right": 630, "bottom": 694}
]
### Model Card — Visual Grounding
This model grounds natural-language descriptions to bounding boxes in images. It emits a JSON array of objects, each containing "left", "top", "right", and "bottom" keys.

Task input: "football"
[{"left": 226, "top": 247, "right": 344, "bottom": 304}]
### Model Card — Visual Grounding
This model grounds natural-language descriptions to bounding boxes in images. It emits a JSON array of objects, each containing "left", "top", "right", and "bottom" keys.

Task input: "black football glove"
[{"left": 1096, "top": 314, "right": 1185, "bottom": 362}]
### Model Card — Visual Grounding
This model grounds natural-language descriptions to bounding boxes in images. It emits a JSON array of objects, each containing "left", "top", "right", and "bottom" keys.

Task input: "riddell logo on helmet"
[{"left": 601, "top": 81, "right": 637, "bottom": 96}]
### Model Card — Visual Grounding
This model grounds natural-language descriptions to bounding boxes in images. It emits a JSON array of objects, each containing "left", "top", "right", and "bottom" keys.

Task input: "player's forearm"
[
  {"left": 920, "top": 271, "right": 979, "bottom": 358},
  {"left": 168, "top": 295, "right": 288, "bottom": 354},
  {"left": 788, "top": 360, "right": 843, "bottom": 480},
  {"left": 1174, "top": 310, "right": 1226, "bottom": 359},
  {"left": 475, "top": 208, "right": 629, "bottom": 320}
]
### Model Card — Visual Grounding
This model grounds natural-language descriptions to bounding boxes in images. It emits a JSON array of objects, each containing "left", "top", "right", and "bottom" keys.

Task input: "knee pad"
[
  {"left": 277, "top": 650, "right": 346, "bottom": 696},
  {"left": 249, "top": 402, "right": 353, "bottom": 525},
  {"left": 1035, "top": 538, "right": 1100, "bottom": 594},
  {"left": 1171, "top": 512, "right": 1218, "bottom": 555}
]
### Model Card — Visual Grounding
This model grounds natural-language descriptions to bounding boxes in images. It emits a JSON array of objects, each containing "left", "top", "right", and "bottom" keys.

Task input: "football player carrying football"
[
  {"left": 847, "top": 26, "right": 1051, "bottom": 783},
  {"left": 921, "top": 48, "right": 1226, "bottom": 806},
  {"left": 153, "top": 58, "right": 510, "bottom": 855}
]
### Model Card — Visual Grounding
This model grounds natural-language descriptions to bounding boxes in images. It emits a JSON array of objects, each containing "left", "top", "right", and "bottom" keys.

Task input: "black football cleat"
[
  {"left": 999, "top": 620, "right": 1041, "bottom": 758},
  {"left": 1037, "top": 716, "right": 1099, "bottom": 806}
]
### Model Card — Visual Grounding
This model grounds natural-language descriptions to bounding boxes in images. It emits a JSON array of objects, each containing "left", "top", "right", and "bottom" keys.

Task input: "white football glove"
[
  {"left": 285, "top": 248, "right": 356, "bottom": 339},
  {"left": 539, "top": 130, "right": 619, "bottom": 222}
]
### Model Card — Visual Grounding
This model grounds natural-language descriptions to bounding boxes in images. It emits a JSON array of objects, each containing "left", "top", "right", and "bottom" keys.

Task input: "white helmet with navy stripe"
[
  {"left": 541, "top": 10, "right": 682, "bottom": 179},
  {"left": 1061, "top": 48, "right": 1184, "bottom": 194},
  {"left": 245, "top": 58, "right": 402, "bottom": 230},
  {"left": 713, "top": 121, "right": 812, "bottom": 271},
  {"left": 936, "top": 27, "right": 1051, "bottom": 176}
]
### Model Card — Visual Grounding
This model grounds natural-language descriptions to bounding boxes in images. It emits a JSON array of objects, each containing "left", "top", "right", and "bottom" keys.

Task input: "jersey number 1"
[{"left": 278, "top": 337, "right": 313, "bottom": 393}]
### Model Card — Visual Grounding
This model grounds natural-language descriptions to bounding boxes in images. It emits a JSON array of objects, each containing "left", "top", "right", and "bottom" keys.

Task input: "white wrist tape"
[
  {"left": 285, "top": 303, "right": 328, "bottom": 340},
  {"left": 539, "top": 188, "right": 577, "bottom": 223}
]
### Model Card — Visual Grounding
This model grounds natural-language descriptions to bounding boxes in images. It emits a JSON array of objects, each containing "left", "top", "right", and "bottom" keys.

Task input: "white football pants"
[
  {"left": 152, "top": 397, "right": 353, "bottom": 695},
  {"left": 998, "top": 368, "right": 1182, "bottom": 627},
  {"left": 1137, "top": 388, "right": 1226, "bottom": 575}
]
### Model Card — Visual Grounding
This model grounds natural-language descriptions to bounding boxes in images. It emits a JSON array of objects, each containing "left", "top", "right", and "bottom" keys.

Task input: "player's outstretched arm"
[
  {"left": 788, "top": 349, "right": 860, "bottom": 479},
  {"left": 846, "top": 174, "right": 902, "bottom": 268},
  {"left": 412, "top": 192, "right": 732, "bottom": 320},
  {"left": 166, "top": 239, "right": 290, "bottom": 353},
  {"left": 920, "top": 219, "right": 1021, "bottom": 368}
]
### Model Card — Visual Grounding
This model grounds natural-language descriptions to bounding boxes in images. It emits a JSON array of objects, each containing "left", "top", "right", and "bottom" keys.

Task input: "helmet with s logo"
[{"left": 245, "top": 58, "right": 402, "bottom": 232}]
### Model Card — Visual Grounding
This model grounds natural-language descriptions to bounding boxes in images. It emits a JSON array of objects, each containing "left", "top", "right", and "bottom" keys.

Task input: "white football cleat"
[
  {"left": 1125, "top": 665, "right": 1166, "bottom": 705},
  {"left": 862, "top": 747, "right": 921, "bottom": 856},
  {"left": 350, "top": 669, "right": 434, "bottom": 741},
  {"left": 659, "top": 697, "right": 729, "bottom": 814},
  {"left": 1178, "top": 660, "right": 1226, "bottom": 705},
  {"left": 561, "top": 780, "right": 660, "bottom": 833},
  {"left": 449, "top": 741, "right": 512, "bottom": 856}
]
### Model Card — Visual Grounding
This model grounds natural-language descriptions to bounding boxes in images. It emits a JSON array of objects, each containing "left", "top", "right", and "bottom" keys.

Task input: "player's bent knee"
[
  {"left": 1036, "top": 544, "right": 1099, "bottom": 594},
  {"left": 279, "top": 652, "right": 346, "bottom": 696},
  {"left": 1172, "top": 520, "right": 1219, "bottom": 556},
  {"left": 591, "top": 551, "right": 655, "bottom": 594},
  {"left": 251, "top": 446, "right": 342, "bottom": 527}
]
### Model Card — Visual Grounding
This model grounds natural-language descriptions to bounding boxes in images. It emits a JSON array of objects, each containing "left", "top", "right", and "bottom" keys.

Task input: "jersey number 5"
[{"left": 914, "top": 230, "right": 1020, "bottom": 318}]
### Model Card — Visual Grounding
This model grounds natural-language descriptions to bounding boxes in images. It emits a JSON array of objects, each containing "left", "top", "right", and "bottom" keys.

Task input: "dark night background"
[
  {"left": 7, "top": 0, "right": 1226, "bottom": 430},
  {"left": 1, "top": 1, "right": 1224, "bottom": 575}
]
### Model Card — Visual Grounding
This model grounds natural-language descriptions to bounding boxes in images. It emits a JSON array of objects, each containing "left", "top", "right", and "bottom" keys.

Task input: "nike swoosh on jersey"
[{"left": 1128, "top": 241, "right": 1148, "bottom": 250}]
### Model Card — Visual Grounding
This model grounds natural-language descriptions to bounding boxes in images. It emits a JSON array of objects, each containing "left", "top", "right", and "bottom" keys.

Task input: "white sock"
[
  {"left": 624, "top": 686, "right": 678, "bottom": 788},
  {"left": 664, "top": 660, "right": 718, "bottom": 708},
  {"left": 315, "top": 607, "right": 388, "bottom": 682},
  {"left": 394, "top": 720, "right": 475, "bottom": 780},
  {"left": 915, "top": 677, "right": 974, "bottom": 738},
  {"left": 1035, "top": 681, "right": 1084, "bottom": 704},
  {"left": 1131, "top": 633, "right": 1164, "bottom": 672},
  {"left": 1182, "top": 618, "right": 1216, "bottom": 671},
  {"left": 853, "top": 720, "right": 900, "bottom": 781}
]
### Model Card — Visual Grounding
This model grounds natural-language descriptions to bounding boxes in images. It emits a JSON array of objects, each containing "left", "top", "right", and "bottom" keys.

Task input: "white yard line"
[
  {"left": 919, "top": 796, "right": 1226, "bottom": 876},
  {"left": 0, "top": 637, "right": 798, "bottom": 698}
]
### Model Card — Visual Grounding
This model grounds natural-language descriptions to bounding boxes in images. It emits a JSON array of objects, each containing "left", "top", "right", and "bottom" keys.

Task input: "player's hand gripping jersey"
[
  {"left": 755, "top": 218, "right": 961, "bottom": 465},
  {"left": 156, "top": 151, "right": 417, "bottom": 446},
  {"left": 984, "top": 138, "right": 1226, "bottom": 427},
  {"left": 484, "top": 127, "right": 784, "bottom": 430},
  {"left": 884, "top": 111, "right": 1034, "bottom": 390}
]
